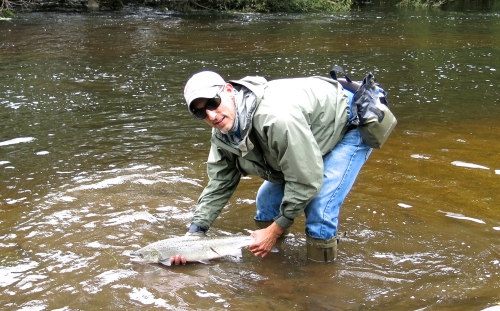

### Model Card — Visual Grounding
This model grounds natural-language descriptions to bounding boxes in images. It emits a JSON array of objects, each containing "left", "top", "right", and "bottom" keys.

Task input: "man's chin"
[{"left": 215, "top": 119, "right": 234, "bottom": 132}]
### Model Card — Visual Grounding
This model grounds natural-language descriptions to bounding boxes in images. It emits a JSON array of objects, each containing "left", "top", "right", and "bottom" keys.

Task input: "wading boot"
[
  {"left": 306, "top": 234, "right": 340, "bottom": 263},
  {"left": 254, "top": 220, "right": 289, "bottom": 237}
]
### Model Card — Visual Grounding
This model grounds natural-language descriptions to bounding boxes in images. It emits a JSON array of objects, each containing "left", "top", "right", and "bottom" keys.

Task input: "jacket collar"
[{"left": 213, "top": 76, "right": 267, "bottom": 157}]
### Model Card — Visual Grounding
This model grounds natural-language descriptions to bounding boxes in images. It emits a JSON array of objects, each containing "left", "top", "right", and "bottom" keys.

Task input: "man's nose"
[{"left": 205, "top": 109, "right": 218, "bottom": 120}]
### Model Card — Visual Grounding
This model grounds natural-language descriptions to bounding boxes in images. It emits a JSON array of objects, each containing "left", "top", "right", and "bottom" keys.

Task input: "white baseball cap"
[{"left": 184, "top": 71, "right": 226, "bottom": 114}]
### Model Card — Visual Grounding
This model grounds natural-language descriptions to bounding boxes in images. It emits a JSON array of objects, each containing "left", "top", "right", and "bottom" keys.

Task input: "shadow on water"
[{"left": 0, "top": 7, "right": 499, "bottom": 311}]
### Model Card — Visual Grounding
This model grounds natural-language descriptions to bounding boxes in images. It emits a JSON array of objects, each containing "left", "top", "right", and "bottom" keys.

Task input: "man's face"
[{"left": 191, "top": 83, "right": 236, "bottom": 132}]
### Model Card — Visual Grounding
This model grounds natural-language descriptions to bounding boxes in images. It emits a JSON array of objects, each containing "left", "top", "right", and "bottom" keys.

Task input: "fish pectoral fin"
[
  {"left": 159, "top": 259, "right": 172, "bottom": 266},
  {"left": 270, "top": 246, "right": 279, "bottom": 253},
  {"left": 198, "top": 259, "right": 211, "bottom": 265},
  {"left": 209, "top": 246, "right": 222, "bottom": 256},
  {"left": 227, "top": 248, "right": 243, "bottom": 258}
]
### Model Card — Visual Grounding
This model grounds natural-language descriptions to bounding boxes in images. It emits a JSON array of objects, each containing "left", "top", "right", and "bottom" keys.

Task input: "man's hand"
[
  {"left": 249, "top": 222, "right": 285, "bottom": 258},
  {"left": 167, "top": 230, "right": 206, "bottom": 266},
  {"left": 169, "top": 254, "right": 187, "bottom": 265}
]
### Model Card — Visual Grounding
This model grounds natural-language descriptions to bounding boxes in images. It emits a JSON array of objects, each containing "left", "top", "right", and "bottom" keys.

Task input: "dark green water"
[{"left": 1, "top": 7, "right": 499, "bottom": 311}]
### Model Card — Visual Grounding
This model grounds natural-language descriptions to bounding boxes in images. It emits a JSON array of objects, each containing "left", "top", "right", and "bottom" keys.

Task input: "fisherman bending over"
[{"left": 172, "top": 70, "right": 372, "bottom": 264}]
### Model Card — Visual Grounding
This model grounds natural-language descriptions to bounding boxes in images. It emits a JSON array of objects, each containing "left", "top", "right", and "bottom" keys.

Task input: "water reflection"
[{"left": 1, "top": 8, "right": 500, "bottom": 311}]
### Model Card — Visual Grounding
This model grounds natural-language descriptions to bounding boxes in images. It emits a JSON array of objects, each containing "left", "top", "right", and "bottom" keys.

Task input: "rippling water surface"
[{"left": 1, "top": 7, "right": 499, "bottom": 311}]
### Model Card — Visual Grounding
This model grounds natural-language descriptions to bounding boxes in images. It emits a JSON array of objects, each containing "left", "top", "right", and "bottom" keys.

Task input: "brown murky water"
[{"left": 1, "top": 7, "right": 499, "bottom": 311}]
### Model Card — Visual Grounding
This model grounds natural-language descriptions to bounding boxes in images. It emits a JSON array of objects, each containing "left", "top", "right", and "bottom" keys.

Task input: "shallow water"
[{"left": 1, "top": 7, "right": 499, "bottom": 311}]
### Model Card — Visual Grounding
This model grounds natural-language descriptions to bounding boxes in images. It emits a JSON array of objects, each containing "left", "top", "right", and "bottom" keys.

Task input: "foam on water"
[
  {"left": 439, "top": 211, "right": 486, "bottom": 224},
  {"left": 195, "top": 289, "right": 221, "bottom": 298},
  {"left": 80, "top": 269, "right": 138, "bottom": 294},
  {"left": 129, "top": 287, "right": 174, "bottom": 308},
  {"left": 338, "top": 270, "right": 408, "bottom": 284},
  {"left": 69, "top": 176, "right": 128, "bottom": 191},
  {"left": 0, "top": 137, "right": 36, "bottom": 147},
  {"left": 68, "top": 170, "right": 203, "bottom": 193},
  {"left": 410, "top": 154, "right": 430, "bottom": 159},
  {"left": 451, "top": 161, "right": 489, "bottom": 170},
  {"left": 102, "top": 210, "right": 158, "bottom": 226}
]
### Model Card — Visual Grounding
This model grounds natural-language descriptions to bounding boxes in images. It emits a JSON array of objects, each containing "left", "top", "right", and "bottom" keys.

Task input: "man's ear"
[{"left": 225, "top": 83, "right": 234, "bottom": 93}]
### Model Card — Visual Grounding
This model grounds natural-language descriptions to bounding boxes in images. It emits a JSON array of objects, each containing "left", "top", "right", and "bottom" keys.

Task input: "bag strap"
[{"left": 329, "top": 65, "right": 352, "bottom": 83}]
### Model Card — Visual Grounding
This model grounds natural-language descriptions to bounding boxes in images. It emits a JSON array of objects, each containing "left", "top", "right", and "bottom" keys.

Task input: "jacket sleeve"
[
  {"left": 191, "top": 142, "right": 241, "bottom": 230},
  {"left": 264, "top": 112, "right": 324, "bottom": 229}
]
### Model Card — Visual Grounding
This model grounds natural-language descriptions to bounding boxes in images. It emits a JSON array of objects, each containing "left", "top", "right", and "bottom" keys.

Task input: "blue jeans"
[{"left": 254, "top": 128, "right": 372, "bottom": 240}]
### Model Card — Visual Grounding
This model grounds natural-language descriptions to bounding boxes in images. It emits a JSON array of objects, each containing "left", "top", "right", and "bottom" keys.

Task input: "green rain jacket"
[{"left": 192, "top": 75, "right": 350, "bottom": 230}]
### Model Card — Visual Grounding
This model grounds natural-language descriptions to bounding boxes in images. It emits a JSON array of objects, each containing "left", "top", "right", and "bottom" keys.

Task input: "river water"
[{"left": 1, "top": 6, "right": 499, "bottom": 311}]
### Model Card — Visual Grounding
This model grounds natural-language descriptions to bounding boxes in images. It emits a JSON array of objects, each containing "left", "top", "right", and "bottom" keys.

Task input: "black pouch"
[{"left": 330, "top": 65, "right": 397, "bottom": 149}]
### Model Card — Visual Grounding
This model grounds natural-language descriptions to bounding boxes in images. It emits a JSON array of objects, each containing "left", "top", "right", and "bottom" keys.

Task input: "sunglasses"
[{"left": 191, "top": 93, "right": 222, "bottom": 120}]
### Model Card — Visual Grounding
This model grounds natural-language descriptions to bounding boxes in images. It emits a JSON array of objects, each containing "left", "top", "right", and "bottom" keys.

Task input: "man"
[{"left": 170, "top": 70, "right": 372, "bottom": 265}]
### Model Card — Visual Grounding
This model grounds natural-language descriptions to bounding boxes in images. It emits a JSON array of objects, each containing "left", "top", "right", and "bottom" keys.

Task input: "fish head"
[{"left": 129, "top": 248, "right": 160, "bottom": 263}]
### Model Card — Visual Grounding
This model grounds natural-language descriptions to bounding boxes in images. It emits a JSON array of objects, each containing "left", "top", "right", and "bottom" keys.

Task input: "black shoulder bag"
[{"left": 330, "top": 65, "right": 397, "bottom": 149}]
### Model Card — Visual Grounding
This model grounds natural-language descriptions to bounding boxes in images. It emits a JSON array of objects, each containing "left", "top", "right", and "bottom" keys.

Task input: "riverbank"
[
  {"left": 2, "top": 0, "right": 496, "bottom": 16},
  {"left": 1, "top": 0, "right": 156, "bottom": 13},
  {"left": 0, "top": 0, "right": 354, "bottom": 14}
]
